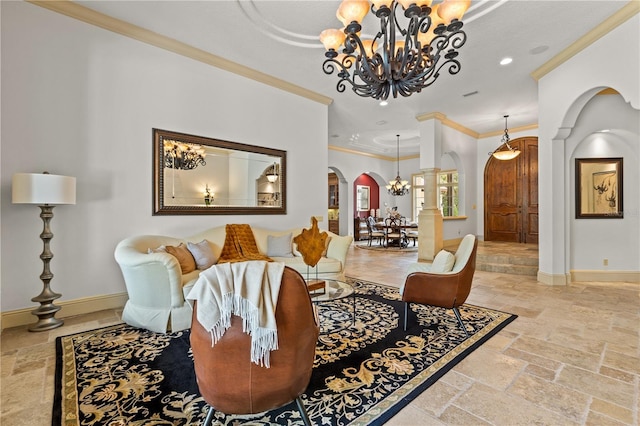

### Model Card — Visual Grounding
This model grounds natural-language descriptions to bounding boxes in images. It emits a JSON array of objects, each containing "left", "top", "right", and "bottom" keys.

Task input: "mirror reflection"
[{"left": 153, "top": 129, "right": 286, "bottom": 215}]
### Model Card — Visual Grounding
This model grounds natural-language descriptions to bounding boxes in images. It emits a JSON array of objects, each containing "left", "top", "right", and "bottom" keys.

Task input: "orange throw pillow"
[{"left": 165, "top": 243, "right": 197, "bottom": 274}]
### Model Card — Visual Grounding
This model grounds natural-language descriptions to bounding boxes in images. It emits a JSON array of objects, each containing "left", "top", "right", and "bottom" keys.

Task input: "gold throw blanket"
[{"left": 218, "top": 224, "right": 272, "bottom": 264}]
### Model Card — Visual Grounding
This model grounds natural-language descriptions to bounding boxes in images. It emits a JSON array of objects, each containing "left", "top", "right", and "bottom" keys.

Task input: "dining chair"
[
  {"left": 384, "top": 216, "right": 406, "bottom": 248},
  {"left": 406, "top": 224, "right": 418, "bottom": 246},
  {"left": 366, "top": 216, "right": 385, "bottom": 246}
]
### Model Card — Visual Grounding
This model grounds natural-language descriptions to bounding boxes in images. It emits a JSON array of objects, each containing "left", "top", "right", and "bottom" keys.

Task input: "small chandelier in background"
[
  {"left": 490, "top": 115, "right": 521, "bottom": 160},
  {"left": 163, "top": 139, "right": 206, "bottom": 170},
  {"left": 320, "top": 0, "right": 469, "bottom": 100},
  {"left": 387, "top": 134, "right": 411, "bottom": 196}
]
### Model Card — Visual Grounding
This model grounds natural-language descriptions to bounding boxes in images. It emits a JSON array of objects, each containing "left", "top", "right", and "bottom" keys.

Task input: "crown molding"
[
  {"left": 329, "top": 145, "right": 419, "bottom": 162},
  {"left": 417, "top": 111, "right": 539, "bottom": 139},
  {"left": 415, "top": 112, "right": 448, "bottom": 122},
  {"left": 531, "top": 1, "right": 640, "bottom": 81},
  {"left": 415, "top": 112, "right": 479, "bottom": 138},
  {"left": 27, "top": 0, "right": 333, "bottom": 106}
]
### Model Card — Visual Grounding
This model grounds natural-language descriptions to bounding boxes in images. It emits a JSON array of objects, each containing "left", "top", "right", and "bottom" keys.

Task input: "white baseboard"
[
  {"left": 569, "top": 270, "right": 640, "bottom": 283},
  {"left": 1, "top": 292, "right": 128, "bottom": 331},
  {"left": 537, "top": 271, "right": 569, "bottom": 286}
]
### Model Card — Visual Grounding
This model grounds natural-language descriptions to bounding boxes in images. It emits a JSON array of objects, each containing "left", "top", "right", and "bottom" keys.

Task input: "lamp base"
[
  {"left": 28, "top": 204, "right": 65, "bottom": 332},
  {"left": 29, "top": 315, "right": 64, "bottom": 332},
  {"left": 29, "top": 290, "right": 64, "bottom": 332}
]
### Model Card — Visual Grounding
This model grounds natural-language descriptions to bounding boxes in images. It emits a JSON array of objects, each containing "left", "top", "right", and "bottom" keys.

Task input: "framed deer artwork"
[{"left": 575, "top": 157, "right": 623, "bottom": 219}]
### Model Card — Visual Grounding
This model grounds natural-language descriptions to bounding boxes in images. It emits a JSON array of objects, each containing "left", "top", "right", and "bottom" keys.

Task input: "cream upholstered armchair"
[
  {"left": 114, "top": 235, "right": 198, "bottom": 333},
  {"left": 400, "top": 234, "right": 478, "bottom": 335}
]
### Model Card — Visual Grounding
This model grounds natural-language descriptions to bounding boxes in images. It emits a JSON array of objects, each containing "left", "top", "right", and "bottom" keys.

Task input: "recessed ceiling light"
[
  {"left": 379, "top": 100, "right": 388, "bottom": 106},
  {"left": 500, "top": 57, "right": 513, "bottom": 66},
  {"left": 376, "top": 120, "right": 387, "bottom": 125}
]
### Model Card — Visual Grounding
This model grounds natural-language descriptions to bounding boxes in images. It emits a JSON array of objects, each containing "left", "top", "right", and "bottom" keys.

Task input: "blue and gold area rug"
[{"left": 53, "top": 279, "right": 516, "bottom": 426}]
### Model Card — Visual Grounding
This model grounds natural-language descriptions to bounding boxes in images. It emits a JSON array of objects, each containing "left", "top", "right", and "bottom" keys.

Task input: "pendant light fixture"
[
  {"left": 266, "top": 162, "right": 279, "bottom": 183},
  {"left": 387, "top": 134, "right": 411, "bottom": 196},
  {"left": 490, "top": 115, "right": 520, "bottom": 160}
]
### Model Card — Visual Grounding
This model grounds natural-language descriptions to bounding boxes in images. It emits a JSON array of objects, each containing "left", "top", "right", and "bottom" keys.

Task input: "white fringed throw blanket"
[{"left": 187, "top": 260, "right": 285, "bottom": 367}]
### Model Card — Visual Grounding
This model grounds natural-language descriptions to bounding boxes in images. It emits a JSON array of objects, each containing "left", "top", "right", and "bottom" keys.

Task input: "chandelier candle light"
[
  {"left": 387, "top": 134, "right": 411, "bottom": 196},
  {"left": 320, "top": 0, "right": 470, "bottom": 100},
  {"left": 163, "top": 139, "right": 207, "bottom": 199},
  {"left": 163, "top": 139, "right": 206, "bottom": 170},
  {"left": 490, "top": 115, "right": 521, "bottom": 160}
]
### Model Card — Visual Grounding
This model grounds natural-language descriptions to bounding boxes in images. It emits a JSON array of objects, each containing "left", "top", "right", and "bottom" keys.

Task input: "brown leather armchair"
[
  {"left": 400, "top": 234, "right": 478, "bottom": 336},
  {"left": 190, "top": 266, "right": 319, "bottom": 426}
]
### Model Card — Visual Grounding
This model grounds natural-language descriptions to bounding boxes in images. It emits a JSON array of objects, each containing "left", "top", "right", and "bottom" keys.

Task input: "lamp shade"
[
  {"left": 12, "top": 172, "right": 76, "bottom": 205},
  {"left": 320, "top": 28, "right": 346, "bottom": 51},
  {"left": 492, "top": 150, "right": 521, "bottom": 160},
  {"left": 438, "top": 0, "right": 471, "bottom": 24}
]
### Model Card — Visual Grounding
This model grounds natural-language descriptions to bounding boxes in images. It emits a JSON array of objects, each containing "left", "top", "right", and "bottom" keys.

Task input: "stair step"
[
  {"left": 476, "top": 262, "right": 538, "bottom": 276},
  {"left": 476, "top": 253, "right": 538, "bottom": 266}
]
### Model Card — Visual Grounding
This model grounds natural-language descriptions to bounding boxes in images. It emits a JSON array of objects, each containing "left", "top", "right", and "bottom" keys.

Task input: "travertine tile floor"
[{"left": 1, "top": 242, "right": 638, "bottom": 425}]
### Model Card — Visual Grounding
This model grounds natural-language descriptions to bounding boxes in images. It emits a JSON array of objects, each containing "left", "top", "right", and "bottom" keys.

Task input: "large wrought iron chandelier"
[
  {"left": 163, "top": 139, "right": 206, "bottom": 170},
  {"left": 490, "top": 115, "right": 521, "bottom": 160},
  {"left": 387, "top": 135, "right": 411, "bottom": 196},
  {"left": 320, "top": 0, "right": 469, "bottom": 100}
]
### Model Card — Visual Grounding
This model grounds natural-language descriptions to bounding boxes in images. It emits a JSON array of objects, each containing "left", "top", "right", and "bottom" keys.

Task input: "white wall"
[
  {"left": 0, "top": 2, "right": 328, "bottom": 312},
  {"left": 441, "top": 125, "right": 478, "bottom": 240},
  {"left": 538, "top": 13, "right": 639, "bottom": 280}
]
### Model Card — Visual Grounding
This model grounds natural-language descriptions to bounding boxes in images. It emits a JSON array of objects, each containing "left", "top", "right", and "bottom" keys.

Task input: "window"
[
  {"left": 412, "top": 174, "right": 424, "bottom": 222},
  {"left": 437, "top": 170, "right": 459, "bottom": 217}
]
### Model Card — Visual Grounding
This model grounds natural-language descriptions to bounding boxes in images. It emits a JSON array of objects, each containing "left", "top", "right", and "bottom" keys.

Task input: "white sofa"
[{"left": 114, "top": 225, "right": 353, "bottom": 333}]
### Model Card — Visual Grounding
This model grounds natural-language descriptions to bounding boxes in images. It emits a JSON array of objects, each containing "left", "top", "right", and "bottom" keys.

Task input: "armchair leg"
[
  {"left": 203, "top": 405, "right": 215, "bottom": 426},
  {"left": 403, "top": 302, "right": 408, "bottom": 331},
  {"left": 453, "top": 307, "right": 470, "bottom": 338},
  {"left": 295, "top": 396, "right": 312, "bottom": 426}
]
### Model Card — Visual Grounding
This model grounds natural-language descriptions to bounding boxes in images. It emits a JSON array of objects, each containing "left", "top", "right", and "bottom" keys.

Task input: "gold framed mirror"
[{"left": 153, "top": 128, "right": 286, "bottom": 215}]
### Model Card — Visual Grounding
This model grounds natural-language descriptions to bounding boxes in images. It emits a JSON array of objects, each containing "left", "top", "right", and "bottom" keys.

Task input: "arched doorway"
[{"left": 484, "top": 137, "right": 539, "bottom": 243}]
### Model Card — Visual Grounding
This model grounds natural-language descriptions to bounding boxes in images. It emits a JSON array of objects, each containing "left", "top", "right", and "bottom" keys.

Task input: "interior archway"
[{"left": 484, "top": 137, "right": 539, "bottom": 243}]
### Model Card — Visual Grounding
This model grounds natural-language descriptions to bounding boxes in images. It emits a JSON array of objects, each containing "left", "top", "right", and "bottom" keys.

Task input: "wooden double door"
[{"left": 484, "top": 137, "right": 538, "bottom": 243}]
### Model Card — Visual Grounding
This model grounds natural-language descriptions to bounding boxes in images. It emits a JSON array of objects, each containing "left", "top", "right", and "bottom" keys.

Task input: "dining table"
[{"left": 374, "top": 220, "right": 417, "bottom": 248}]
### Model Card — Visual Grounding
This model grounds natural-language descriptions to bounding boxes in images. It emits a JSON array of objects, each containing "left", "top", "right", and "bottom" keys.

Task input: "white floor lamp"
[{"left": 12, "top": 172, "right": 76, "bottom": 332}]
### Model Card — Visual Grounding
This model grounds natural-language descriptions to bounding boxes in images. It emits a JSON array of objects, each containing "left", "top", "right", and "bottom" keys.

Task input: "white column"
[
  {"left": 418, "top": 168, "right": 443, "bottom": 261},
  {"left": 417, "top": 116, "right": 444, "bottom": 261}
]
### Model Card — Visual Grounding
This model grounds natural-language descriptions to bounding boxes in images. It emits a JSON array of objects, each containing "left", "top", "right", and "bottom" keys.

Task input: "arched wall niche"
[
  {"left": 562, "top": 87, "right": 640, "bottom": 280},
  {"left": 354, "top": 173, "right": 380, "bottom": 218}
]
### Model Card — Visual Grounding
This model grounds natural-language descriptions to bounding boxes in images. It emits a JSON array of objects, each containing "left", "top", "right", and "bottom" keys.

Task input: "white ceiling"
[{"left": 75, "top": 0, "right": 628, "bottom": 156}]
